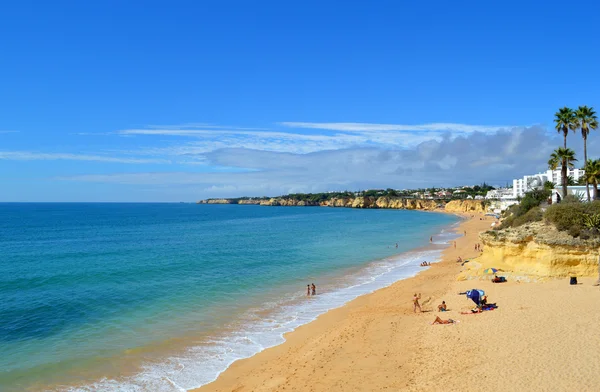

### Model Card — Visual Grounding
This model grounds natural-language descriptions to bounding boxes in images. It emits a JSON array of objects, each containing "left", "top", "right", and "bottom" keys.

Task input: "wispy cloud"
[
  {"left": 0, "top": 151, "right": 170, "bottom": 164},
  {"left": 279, "top": 122, "right": 516, "bottom": 133},
  {"left": 115, "top": 126, "right": 459, "bottom": 155},
  {"left": 60, "top": 126, "right": 578, "bottom": 200},
  {"left": 109, "top": 121, "right": 522, "bottom": 159},
  {"left": 144, "top": 123, "right": 267, "bottom": 131}
]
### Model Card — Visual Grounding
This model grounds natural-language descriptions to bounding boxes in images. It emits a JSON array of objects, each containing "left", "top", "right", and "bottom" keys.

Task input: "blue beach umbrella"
[{"left": 464, "top": 289, "right": 485, "bottom": 305}]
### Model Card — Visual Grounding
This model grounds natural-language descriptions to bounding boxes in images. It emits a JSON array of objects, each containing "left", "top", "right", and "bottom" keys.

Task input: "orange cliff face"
[
  {"left": 477, "top": 221, "right": 600, "bottom": 278},
  {"left": 444, "top": 199, "right": 487, "bottom": 213},
  {"left": 197, "top": 197, "right": 490, "bottom": 213}
]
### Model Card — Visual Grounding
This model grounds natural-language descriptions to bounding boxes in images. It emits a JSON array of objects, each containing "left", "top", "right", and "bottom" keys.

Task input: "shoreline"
[
  {"left": 193, "top": 212, "right": 488, "bottom": 392},
  {"left": 27, "top": 209, "right": 461, "bottom": 392}
]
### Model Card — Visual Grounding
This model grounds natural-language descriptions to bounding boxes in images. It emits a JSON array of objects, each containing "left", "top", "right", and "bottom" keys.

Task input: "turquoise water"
[{"left": 0, "top": 203, "right": 458, "bottom": 391}]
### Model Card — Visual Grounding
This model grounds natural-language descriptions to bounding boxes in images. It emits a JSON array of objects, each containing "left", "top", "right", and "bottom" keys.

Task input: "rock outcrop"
[
  {"left": 478, "top": 222, "right": 600, "bottom": 278},
  {"left": 198, "top": 197, "right": 485, "bottom": 213},
  {"left": 444, "top": 199, "right": 487, "bottom": 213},
  {"left": 200, "top": 199, "right": 236, "bottom": 204},
  {"left": 237, "top": 199, "right": 262, "bottom": 205},
  {"left": 323, "top": 197, "right": 354, "bottom": 207}
]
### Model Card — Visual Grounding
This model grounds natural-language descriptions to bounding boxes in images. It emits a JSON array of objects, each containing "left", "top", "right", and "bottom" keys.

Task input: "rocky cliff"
[
  {"left": 198, "top": 197, "right": 487, "bottom": 213},
  {"left": 444, "top": 199, "right": 487, "bottom": 213},
  {"left": 200, "top": 199, "right": 237, "bottom": 204},
  {"left": 252, "top": 196, "right": 442, "bottom": 210},
  {"left": 478, "top": 222, "right": 600, "bottom": 278},
  {"left": 259, "top": 198, "right": 320, "bottom": 206},
  {"left": 238, "top": 199, "right": 262, "bottom": 205}
]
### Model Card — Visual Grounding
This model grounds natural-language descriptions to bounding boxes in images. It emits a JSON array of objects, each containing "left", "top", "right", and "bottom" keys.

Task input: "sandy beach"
[{"left": 194, "top": 213, "right": 600, "bottom": 392}]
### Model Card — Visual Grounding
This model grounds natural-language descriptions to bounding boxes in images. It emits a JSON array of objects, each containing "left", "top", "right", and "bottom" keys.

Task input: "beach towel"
[{"left": 460, "top": 304, "right": 497, "bottom": 314}]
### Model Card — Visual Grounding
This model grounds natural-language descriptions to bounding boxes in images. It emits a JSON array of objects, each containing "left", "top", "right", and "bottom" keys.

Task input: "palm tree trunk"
[
  {"left": 594, "top": 182, "right": 599, "bottom": 201},
  {"left": 584, "top": 136, "right": 590, "bottom": 201},
  {"left": 561, "top": 159, "right": 568, "bottom": 199},
  {"left": 564, "top": 131, "right": 567, "bottom": 149}
]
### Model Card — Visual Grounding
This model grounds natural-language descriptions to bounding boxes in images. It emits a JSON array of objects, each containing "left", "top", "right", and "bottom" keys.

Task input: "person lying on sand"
[
  {"left": 438, "top": 301, "right": 447, "bottom": 312},
  {"left": 432, "top": 316, "right": 455, "bottom": 324},
  {"left": 492, "top": 275, "right": 507, "bottom": 283}
]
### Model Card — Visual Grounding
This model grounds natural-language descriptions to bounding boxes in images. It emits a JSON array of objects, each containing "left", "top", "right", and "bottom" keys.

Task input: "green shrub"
[
  {"left": 512, "top": 206, "right": 544, "bottom": 227},
  {"left": 568, "top": 225, "right": 582, "bottom": 237},
  {"left": 544, "top": 201, "right": 600, "bottom": 237},
  {"left": 500, "top": 190, "right": 549, "bottom": 229},
  {"left": 561, "top": 194, "right": 583, "bottom": 204},
  {"left": 583, "top": 213, "right": 600, "bottom": 230}
]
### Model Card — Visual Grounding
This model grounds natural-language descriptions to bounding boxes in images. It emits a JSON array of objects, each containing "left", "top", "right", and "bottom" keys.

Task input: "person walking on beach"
[
  {"left": 311, "top": 283, "right": 316, "bottom": 296},
  {"left": 413, "top": 293, "right": 422, "bottom": 313},
  {"left": 453, "top": 241, "right": 456, "bottom": 249},
  {"left": 307, "top": 284, "right": 311, "bottom": 296}
]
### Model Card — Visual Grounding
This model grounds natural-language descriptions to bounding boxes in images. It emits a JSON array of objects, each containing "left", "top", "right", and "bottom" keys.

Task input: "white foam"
[{"left": 65, "top": 249, "right": 445, "bottom": 391}]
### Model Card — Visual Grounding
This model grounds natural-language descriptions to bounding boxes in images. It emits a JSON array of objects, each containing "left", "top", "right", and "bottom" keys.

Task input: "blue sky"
[{"left": 1, "top": 1, "right": 599, "bottom": 201}]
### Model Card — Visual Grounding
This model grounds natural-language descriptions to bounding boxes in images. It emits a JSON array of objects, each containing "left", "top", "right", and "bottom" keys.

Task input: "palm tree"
[
  {"left": 548, "top": 147, "right": 577, "bottom": 199},
  {"left": 554, "top": 107, "right": 577, "bottom": 149},
  {"left": 574, "top": 106, "right": 598, "bottom": 201},
  {"left": 543, "top": 181, "right": 556, "bottom": 191},
  {"left": 583, "top": 159, "right": 600, "bottom": 200}
]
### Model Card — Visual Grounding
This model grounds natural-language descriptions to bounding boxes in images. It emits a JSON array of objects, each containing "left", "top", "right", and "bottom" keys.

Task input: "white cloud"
[
  {"left": 144, "top": 123, "right": 267, "bottom": 131},
  {"left": 110, "top": 121, "right": 522, "bottom": 159},
  {"left": 279, "top": 122, "right": 516, "bottom": 133},
  {"left": 60, "top": 125, "right": 586, "bottom": 200},
  {"left": 115, "top": 127, "right": 451, "bottom": 156},
  {"left": 0, "top": 151, "right": 170, "bottom": 164}
]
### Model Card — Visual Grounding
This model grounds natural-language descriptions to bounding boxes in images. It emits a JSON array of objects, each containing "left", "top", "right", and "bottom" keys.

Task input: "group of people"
[
  {"left": 420, "top": 261, "right": 431, "bottom": 267},
  {"left": 414, "top": 289, "right": 497, "bottom": 323},
  {"left": 474, "top": 243, "right": 483, "bottom": 252},
  {"left": 492, "top": 274, "right": 507, "bottom": 283},
  {"left": 306, "top": 283, "right": 317, "bottom": 296}
]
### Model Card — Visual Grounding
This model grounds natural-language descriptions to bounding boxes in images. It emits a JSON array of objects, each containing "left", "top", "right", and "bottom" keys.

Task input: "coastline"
[
  {"left": 23, "top": 207, "right": 460, "bottom": 392},
  {"left": 194, "top": 212, "right": 600, "bottom": 392},
  {"left": 193, "top": 212, "right": 489, "bottom": 392}
]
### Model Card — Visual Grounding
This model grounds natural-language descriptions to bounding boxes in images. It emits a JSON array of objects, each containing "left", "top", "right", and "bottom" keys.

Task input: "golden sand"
[{"left": 194, "top": 214, "right": 600, "bottom": 392}]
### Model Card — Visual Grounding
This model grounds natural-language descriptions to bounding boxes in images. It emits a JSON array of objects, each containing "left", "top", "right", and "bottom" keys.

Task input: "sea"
[{"left": 0, "top": 203, "right": 460, "bottom": 391}]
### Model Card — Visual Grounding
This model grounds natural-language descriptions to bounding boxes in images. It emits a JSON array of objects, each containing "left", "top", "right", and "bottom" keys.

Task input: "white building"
[
  {"left": 485, "top": 188, "right": 515, "bottom": 200},
  {"left": 512, "top": 169, "right": 585, "bottom": 198},
  {"left": 485, "top": 188, "right": 519, "bottom": 212},
  {"left": 551, "top": 186, "right": 587, "bottom": 204}
]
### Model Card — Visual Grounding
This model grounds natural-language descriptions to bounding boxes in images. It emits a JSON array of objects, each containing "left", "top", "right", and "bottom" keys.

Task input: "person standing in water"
[
  {"left": 307, "top": 284, "right": 311, "bottom": 296},
  {"left": 311, "top": 283, "right": 316, "bottom": 296},
  {"left": 430, "top": 236, "right": 433, "bottom": 243}
]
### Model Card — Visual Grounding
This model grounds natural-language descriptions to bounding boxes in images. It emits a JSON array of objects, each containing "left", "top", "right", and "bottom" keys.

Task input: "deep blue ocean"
[{"left": 0, "top": 203, "right": 459, "bottom": 391}]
